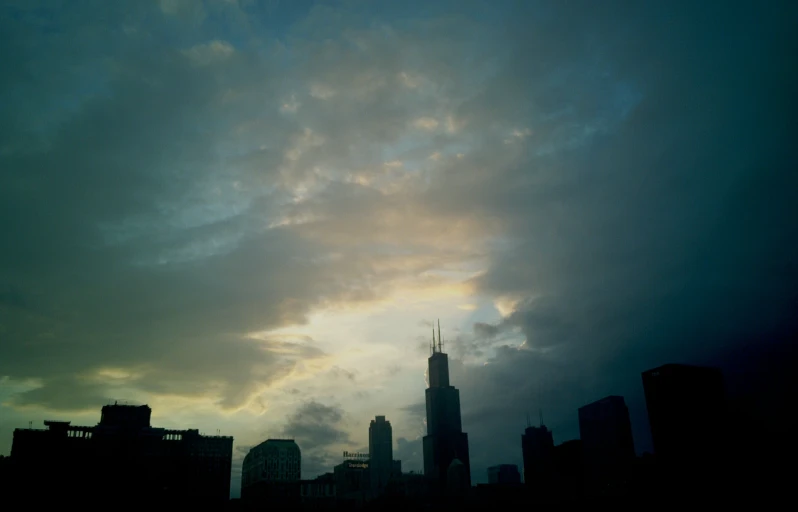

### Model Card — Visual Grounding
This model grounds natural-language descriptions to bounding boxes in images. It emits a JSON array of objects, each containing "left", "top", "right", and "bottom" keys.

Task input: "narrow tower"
[{"left": 369, "top": 415, "right": 393, "bottom": 495}]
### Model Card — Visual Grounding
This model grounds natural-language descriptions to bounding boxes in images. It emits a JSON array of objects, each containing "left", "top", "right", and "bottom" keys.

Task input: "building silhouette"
[
  {"left": 300, "top": 472, "right": 336, "bottom": 509},
  {"left": 241, "top": 439, "right": 301, "bottom": 507},
  {"left": 642, "top": 363, "right": 727, "bottom": 496},
  {"left": 335, "top": 457, "right": 371, "bottom": 505},
  {"left": 9, "top": 403, "right": 232, "bottom": 505},
  {"left": 521, "top": 423, "right": 554, "bottom": 495},
  {"left": 578, "top": 395, "right": 635, "bottom": 496},
  {"left": 551, "top": 439, "right": 584, "bottom": 500},
  {"left": 369, "top": 415, "right": 393, "bottom": 495},
  {"left": 392, "top": 459, "right": 402, "bottom": 479},
  {"left": 422, "top": 321, "right": 471, "bottom": 492},
  {"left": 487, "top": 464, "right": 521, "bottom": 485}
]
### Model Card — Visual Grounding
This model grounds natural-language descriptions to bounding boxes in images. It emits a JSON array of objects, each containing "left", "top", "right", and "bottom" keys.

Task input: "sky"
[{"left": 1, "top": 0, "right": 797, "bottom": 498}]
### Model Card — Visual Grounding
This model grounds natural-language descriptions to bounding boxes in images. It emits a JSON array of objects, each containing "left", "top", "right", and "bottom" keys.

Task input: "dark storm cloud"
[
  {"left": 8, "top": 376, "right": 109, "bottom": 412},
  {"left": 472, "top": 322, "right": 499, "bottom": 339},
  {"left": 413, "top": 0, "right": 797, "bottom": 482},
  {"left": 281, "top": 400, "right": 351, "bottom": 478},
  {"left": 282, "top": 401, "right": 350, "bottom": 449},
  {"left": 399, "top": 401, "right": 427, "bottom": 423}
]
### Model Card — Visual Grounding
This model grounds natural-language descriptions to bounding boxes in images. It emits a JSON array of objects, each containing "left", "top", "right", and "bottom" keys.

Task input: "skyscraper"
[
  {"left": 422, "top": 321, "right": 471, "bottom": 491},
  {"left": 369, "top": 415, "right": 393, "bottom": 494},
  {"left": 642, "top": 364, "right": 727, "bottom": 494},
  {"left": 521, "top": 424, "right": 554, "bottom": 494},
  {"left": 578, "top": 395, "right": 635, "bottom": 495}
]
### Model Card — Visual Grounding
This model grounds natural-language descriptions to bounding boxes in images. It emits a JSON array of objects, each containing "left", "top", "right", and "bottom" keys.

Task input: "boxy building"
[{"left": 10, "top": 403, "right": 233, "bottom": 505}]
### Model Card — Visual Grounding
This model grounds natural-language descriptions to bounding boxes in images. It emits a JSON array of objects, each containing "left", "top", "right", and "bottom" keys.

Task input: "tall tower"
[
  {"left": 422, "top": 321, "right": 471, "bottom": 492},
  {"left": 369, "top": 415, "right": 393, "bottom": 495},
  {"left": 521, "top": 424, "right": 554, "bottom": 493}
]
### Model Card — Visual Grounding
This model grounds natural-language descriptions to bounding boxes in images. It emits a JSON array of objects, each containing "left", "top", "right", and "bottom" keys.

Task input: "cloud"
[
  {"left": 8, "top": 376, "right": 109, "bottom": 412},
  {"left": 412, "top": 1, "right": 798, "bottom": 482},
  {"left": 3, "top": 1, "right": 467, "bottom": 412},
  {"left": 183, "top": 40, "right": 235, "bottom": 66},
  {"left": 280, "top": 401, "right": 351, "bottom": 479},
  {"left": 1, "top": 1, "right": 796, "bottom": 490},
  {"left": 282, "top": 401, "right": 350, "bottom": 450}
]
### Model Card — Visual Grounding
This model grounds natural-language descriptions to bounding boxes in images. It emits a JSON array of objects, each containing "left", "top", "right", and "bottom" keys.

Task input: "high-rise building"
[
  {"left": 642, "top": 364, "right": 727, "bottom": 493},
  {"left": 9, "top": 403, "right": 233, "bottom": 505},
  {"left": 422, "top": 321, "right": 471, "bottom": 492},
  {"left": 487, "top": 464, "right": 521, "bottom": 485},
  {"left": 521, "top": 424, "right": 554, "bottom": 493},
  {"left": 242, "top": 439, "right": 301, "bottom": 507},
  {"left": 578, "top": 395, "right": 635, "bottom": 495},
  {"left": 369, "top": 415, "right": 393, "bottom": 494}
]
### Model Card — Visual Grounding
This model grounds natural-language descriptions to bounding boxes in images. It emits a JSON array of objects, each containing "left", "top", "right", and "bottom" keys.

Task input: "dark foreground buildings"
[
  {"left": 487, "top": 464, "right": 521, "bottom": 485},
  {"left": 578, "top": 395, "right": 635, "bottom": 496},
  {"left": 422, "top": 322, "right": 471, "bottom": 494},
  {"left": 9, "top": 403, "right": 233, "bottom": 505},
  {"left": 242, "top": 439, "right": 301, "bottom": 508},
  {"left": 642, "top": 363, "right": 728, "bottom": 496}
]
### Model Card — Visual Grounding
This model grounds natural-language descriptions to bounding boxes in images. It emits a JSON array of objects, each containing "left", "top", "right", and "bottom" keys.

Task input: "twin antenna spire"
[
  {"left": 525, "top": 409, "right": 545, "bottom": 428},
  {"left": 430, "top": 319, "right": 445, "bottom": 355}
]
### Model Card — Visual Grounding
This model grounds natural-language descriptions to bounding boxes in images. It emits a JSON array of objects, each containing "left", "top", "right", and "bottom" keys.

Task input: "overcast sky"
[{"left": 1, "top": 0, "right": 796, "bottom": 498}]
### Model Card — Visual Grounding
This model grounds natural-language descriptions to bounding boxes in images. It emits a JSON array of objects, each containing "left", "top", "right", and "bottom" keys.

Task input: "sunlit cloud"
[{"left": 413, "top": 117, "right": 439, "bottom": 130}]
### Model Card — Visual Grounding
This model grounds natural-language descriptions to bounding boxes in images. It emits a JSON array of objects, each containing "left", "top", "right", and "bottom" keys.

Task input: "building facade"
[
  {"left": 242, "top": 439, "right": 301, "bottom": 506},
  {"left": 422, "top": 322, "right": 471, "bottom": 492},
  {"left": 369, "top": 415, "right": 393, "bottom": 494},
  {"left": 578, "top": 395, "right": 635, "bottom": 495},
  {"left": 9, "top": 404, "right": 233, "bottom": 505}
]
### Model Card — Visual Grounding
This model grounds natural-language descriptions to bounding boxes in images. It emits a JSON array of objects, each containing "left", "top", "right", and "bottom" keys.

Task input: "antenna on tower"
[
  {"left": 537, "top": 380, "right": 543, "bottom": 426},
  {"left": 437, "top": 319, "right": 442, "bottom": 353},
  {"left": 432, "top": 327, "right": 436, "bottom": 354}
]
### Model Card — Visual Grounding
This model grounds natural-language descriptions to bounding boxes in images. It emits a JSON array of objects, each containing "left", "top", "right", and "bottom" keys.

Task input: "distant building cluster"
[
  {"left": 501, "top": 363, "right": 729, "bottom": 504},
  {"left": 3, "top": 323, "right": 738, "bottom": 508}
]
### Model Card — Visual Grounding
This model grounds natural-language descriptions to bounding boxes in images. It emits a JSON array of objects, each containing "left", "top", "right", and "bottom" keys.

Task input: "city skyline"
[{"left": 1, "top": 0, "right": 796, "bottom": 501}]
